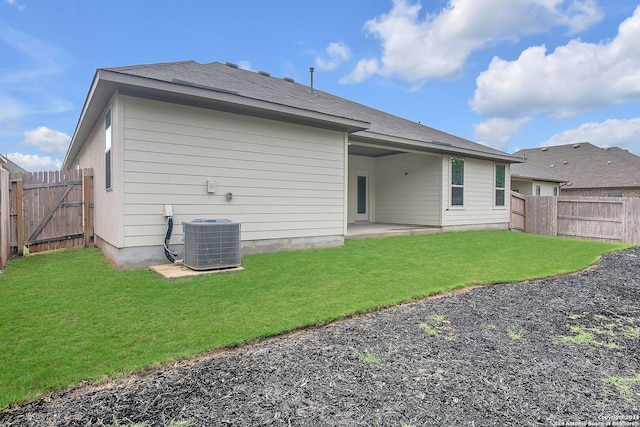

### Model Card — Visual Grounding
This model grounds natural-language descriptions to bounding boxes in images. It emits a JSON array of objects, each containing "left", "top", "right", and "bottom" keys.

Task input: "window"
[
  {"left": 357, "top": 175, "right": 367, "bottom": 214},
  {"left": 535, "top": 185, "right": 541, "bottom": 196},
  {"left": 451, "top": 157, "right": 464, "bottom": 206},
  {"left": 608, "top": 193, "right": 623, "bottom": 198},
  {"left": 105, "top": 109, "right": 112, "bottom": 190},
  {"left": 495, "top": 164, "right": 505, "bottom": 206},
  {"left": 553, "top": 186, "right": 558, "bottom": 196}
]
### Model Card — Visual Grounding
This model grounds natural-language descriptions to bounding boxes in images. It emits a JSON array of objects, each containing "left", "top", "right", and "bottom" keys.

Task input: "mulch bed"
[{"left": 2, "top": 248, "right": 640, "bottom": 426}]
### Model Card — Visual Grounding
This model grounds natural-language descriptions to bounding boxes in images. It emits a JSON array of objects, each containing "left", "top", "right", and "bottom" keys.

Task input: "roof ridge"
[
  {"left": 607, "top": 147, "right": 640, "bottom": 167},
  {"left": 102, "top": 60, "right": 198, "bottom": 72}
]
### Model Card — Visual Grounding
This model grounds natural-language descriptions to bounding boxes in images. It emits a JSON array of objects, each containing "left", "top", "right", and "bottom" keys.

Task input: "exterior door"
[{"left": 356, "top": 172, "right": 369, "bottom": 221}]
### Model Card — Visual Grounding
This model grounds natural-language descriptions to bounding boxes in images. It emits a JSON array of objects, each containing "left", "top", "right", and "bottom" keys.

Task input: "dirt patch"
[{"left": 2, "top": 248, "right": 639, "bottom": 426}]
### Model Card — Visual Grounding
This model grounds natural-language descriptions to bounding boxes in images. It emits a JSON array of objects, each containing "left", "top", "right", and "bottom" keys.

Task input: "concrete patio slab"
[{"left": 347, "top": 223, "right": 441, "bottom": 239}]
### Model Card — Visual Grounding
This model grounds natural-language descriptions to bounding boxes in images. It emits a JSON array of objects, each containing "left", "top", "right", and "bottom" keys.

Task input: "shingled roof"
[
  {"left": 0, "top": 154, "right": 28, "bottom": 173},
  {"left": 64, "top": 60, "right": 521, "bottom": 168},
  {"left": 512, "top": 143, "right": 640, "bottom": 189},
  {"left": 509, "top": 159, "right": 567, "bottom": 183}
]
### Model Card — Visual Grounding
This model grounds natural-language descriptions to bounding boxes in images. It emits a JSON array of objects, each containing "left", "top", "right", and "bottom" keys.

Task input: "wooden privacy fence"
[
  {"left": 510, "top": 192, "right": 640, "bottom": 245},
  {"left": 8, "top": 169, "right": 94, "bottom": 256}
]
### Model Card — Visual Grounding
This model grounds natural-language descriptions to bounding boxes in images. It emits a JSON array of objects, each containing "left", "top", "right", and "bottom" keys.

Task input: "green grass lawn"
[{"left": 0, "top": 230, "right": 629, "bottom": 409}]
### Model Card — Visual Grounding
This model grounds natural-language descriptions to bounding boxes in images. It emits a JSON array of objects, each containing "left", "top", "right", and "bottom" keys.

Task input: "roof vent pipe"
[{"left": 309, "top": 67, "right": 315, "bottom": 94}]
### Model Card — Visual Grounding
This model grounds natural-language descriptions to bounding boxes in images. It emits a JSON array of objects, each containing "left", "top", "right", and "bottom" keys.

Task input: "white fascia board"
[
  {"left": 102, "top": 70, "right": 371, "bottom": 132},
  {"left": 351, "top": 131, "right": 525, "bottom": 163}
]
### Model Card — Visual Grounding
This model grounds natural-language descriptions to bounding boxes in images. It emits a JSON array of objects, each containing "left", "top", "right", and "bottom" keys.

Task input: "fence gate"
[
  {"left": 9, "top": 169, "right": 94, "bottom": 255},
  {"left": 510, "top": 192, "right": 526, "bottom": 232}
]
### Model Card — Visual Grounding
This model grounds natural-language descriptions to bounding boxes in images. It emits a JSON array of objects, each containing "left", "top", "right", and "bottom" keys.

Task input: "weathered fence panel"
[
  {"left": 557, "top": 198, "right": 624, "bottom": 242},
  {"left": 510, "top": 192, "right": 526, "bottom": 232},
  {"left": 0, "top": 169, "right": 9, "bottom": 269},
  {"left": 526, "top": 196, "right": 557, "bottom": 236},
  {"left": 9, "top": 168, "right": 94, "bottom": 255},
  {"left": 510, "top": 192, "right": 640, "bottom": 245}
]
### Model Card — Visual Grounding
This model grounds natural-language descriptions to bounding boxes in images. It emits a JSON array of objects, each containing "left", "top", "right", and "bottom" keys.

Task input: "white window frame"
[
  {"left": 450, "top": 157, "right": 464, "bottom": 207},
  {"left": 495, "top": 163, "right": 506, "bottom": 207}
]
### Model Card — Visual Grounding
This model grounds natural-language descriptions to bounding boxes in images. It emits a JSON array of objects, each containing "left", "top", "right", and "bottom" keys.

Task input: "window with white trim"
[
  {"left": 105, "top": 109, "right": 112, "bottom": 190},
  {"left": 495, "top": 164, "right": 505, "bottom": 206},
  {"left": 451, "top": 157, "right": 464, "bottom": 206}
]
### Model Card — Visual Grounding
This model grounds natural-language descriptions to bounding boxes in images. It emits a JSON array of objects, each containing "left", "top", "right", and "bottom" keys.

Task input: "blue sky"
[{"left": 1, "top": 0, "right": 639, "bottom": 171}]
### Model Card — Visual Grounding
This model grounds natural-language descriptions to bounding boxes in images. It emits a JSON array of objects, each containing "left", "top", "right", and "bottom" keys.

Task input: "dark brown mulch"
[{"left": 2, "top": 248, "right": 640, "bottom": 426}]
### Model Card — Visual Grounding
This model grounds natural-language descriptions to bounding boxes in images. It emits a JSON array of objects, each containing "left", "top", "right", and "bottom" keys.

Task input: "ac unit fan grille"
[{"left": 183, "top": 219, "right": 241, "bottom": 270}]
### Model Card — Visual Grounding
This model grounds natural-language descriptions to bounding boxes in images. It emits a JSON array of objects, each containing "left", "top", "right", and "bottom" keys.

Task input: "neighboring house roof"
[
  {"left": 0, "top": 154, "right": 28, "bottom": 173},
  {"left": 510, "top": 159, "right": 568, "bottom": 183},
  {"left": 512, "top": 143, "right": 640, "bottom": 189},
  {"left": 64, "top": 60, "right": 522, "bottom": 168}
]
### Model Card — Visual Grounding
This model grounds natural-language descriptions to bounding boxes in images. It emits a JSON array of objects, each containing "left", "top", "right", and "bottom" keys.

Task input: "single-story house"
[
  {"left": 512, "top": 143, "right": 640, "bottom": 197},
  {"left": 63, "top": 60, "right": 524, "bottom": 269},
  {"left": 510, "top": 158, "right": 567, "bottom": 196},
  {"left": 1, "top": 154, "right": 28, "bottom": 173}
]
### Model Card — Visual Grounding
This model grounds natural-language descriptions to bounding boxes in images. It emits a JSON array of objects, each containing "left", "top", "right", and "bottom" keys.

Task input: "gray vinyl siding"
[
  {"left": 120, "top": 95, "right": 346, "bottom": 247},
  {"left": 374, "top": 153, "right": 441, "bottom": 225}
]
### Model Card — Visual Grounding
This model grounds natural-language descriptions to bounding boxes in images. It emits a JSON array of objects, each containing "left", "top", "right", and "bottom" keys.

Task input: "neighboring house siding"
[
  {"left": 120, "top": 95, "right": 346, "bottom": 247},
  {"left": 77, "top": 95, "right": 122, "bottom": 249},
  {"left": 511, "top": 179, "right": 558, "bottom": 196},
  {"left": 374, "top": 153, "right": 441, "bottom": 226},
  {"left": 441, "top": 157, "right": 510, "bottom": 227}
]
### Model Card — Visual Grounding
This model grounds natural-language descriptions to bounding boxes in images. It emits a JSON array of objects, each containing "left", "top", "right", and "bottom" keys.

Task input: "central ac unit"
[{"left": 182, "top": 219, "right": 241, "bottom": 270}]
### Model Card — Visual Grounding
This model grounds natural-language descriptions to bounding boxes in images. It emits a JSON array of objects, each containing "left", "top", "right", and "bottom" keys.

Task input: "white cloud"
[
  {"left": 344, "top": 0, "right": 602, "bottom": 85},
  {"left": 327, "top": 42, "right": 350, "bottom": 61},
  {"left": 0, "top": 22, "right": 68, "bottom": 83},
  {"left": 0, "top": 22, "right": 73, "bottom": 128},
  {"left": 470, "top": 5, "right": 640, "bottom": 118},
  {"left": 238, "top": 60, "right": 253, "bottom": 71},
  {"left": 473, "top": 117, "right": 531, "bottom": 150},
  {"left": 0, "top": 95, "right": 26, "bottom": 121},
  {"left": 5, "top": 0, "right": 25, "bottom": 11},
  {"left": 561, "top": 0, "right": 604, "bottom": 33},
  {"left": 22, "top": 126, "right": 70, "bottom": 154},
  {"left": 340, "top": 58, "right": 380, "bottom": 84},
  {"left": 315, "top": 42, "right": 351, "bottom": 71},
  {"left": 7, "top": 152, "right": 62, "bottom": 172},
  {"left": 542, "top": 118, "right": 640, "bottom": 153}
]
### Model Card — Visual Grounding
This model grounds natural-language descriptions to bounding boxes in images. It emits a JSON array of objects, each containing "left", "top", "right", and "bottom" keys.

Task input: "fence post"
[{"left": 16, "top": 179, "right": 24, "bottom": 256}]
